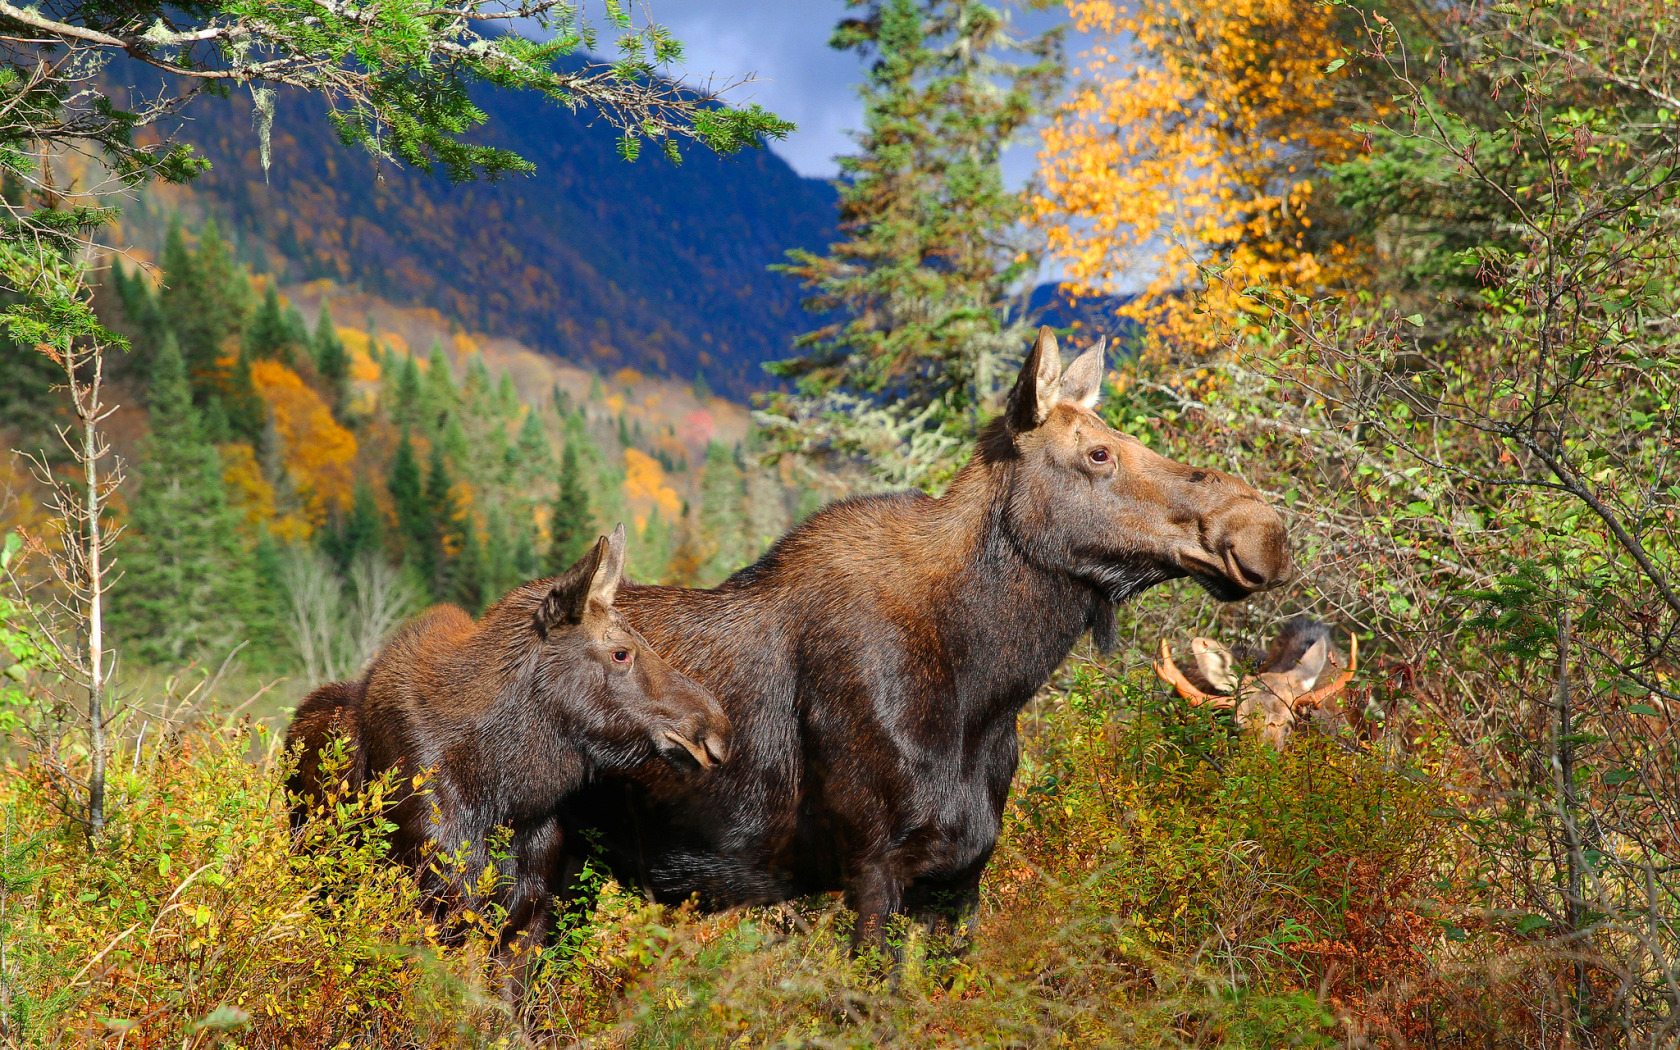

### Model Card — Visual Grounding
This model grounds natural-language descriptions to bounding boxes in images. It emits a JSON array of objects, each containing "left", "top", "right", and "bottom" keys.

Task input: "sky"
[{"left": 621, "top": 0, "right": 1095, "bottom": 183}]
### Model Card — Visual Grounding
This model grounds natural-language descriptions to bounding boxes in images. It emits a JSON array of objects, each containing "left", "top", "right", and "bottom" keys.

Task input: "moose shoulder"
[{"left": 556, "top": 327, "right": 1292, "bottom": 947}]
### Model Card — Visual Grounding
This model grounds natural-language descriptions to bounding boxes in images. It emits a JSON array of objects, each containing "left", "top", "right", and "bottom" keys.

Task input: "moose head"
[
  {"left": 1155, "top": 617, "right": 1358, "bottom": 748},
  {"left": 532, "top": 524, "right": 731, "bottom": 771},
  {"left": 993, "top": 327, "right": 1293, "bottom": 625}
]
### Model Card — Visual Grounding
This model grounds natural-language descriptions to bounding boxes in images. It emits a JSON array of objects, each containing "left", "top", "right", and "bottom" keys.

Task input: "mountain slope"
[{"left": 135, "top": 78, "right": 838, "bottom": 397}]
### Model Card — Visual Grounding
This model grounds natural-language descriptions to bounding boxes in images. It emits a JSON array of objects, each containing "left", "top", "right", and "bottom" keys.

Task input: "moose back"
[{"left": 554, "top": 329, "right": 1293, "bottom": 945}]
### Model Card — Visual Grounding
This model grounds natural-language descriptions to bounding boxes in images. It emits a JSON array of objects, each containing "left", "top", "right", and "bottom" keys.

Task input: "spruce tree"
[
  {"left": 452, "top": 519, "right": 487, "bottom": 614},
  {"left": 425, "top": 443, "right": 457, "bottom": 597},
  {"left": 422, "top": 341, "right": 458, "bottom": 431},
  {"left": 545, "top": 443, "right": 593, "bottom": 575},
  {"left": 698, "top": 440, "right": 750, "bottom": 584},
  {"left": 115, "top": 336, "right": 256, "bottom": 664},
  {"left": 515, "top": 409, "right": 553, "bottom": 476},
  {"left": 244, "top": 283, "right": 296, "bottom": 365},
  {"left": 224, "top": 345, "right": 266, "bottom": 443},
  {"left": 322, "top": 478, "right": 383, "bottom": 570},
  {"left": 767, "top": 0, "right": 1063, "bottom": 486},
  {"left": 388, "top": 431, "right": 436, "bottom": 585},
  {"left": 313, "top": 306, "right": 349, "bottom": 415},
  {"left": 393, "top": 354, "right": 423, "bottom": 429}
]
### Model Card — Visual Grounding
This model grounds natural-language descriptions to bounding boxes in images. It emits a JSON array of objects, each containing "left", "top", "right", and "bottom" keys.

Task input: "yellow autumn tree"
[
  {"left": 1032, "top": 0, "right": 1368, "bottom": 355},
  {"left": 248, "top": 359, "right": 358, "bottom": 530}
]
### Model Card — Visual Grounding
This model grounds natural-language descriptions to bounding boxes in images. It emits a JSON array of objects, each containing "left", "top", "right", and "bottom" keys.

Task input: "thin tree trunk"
[{"left": 83, "top": 350, "right": 107, "bottom": 837}]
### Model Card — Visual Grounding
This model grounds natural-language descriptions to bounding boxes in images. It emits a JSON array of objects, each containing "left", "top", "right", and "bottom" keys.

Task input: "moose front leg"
[
  {"left": 844, "top": 859, "right": 905, "bottom": 966},
  {"left": 905, "top": 857, "right": 988, "bottom": 963}
]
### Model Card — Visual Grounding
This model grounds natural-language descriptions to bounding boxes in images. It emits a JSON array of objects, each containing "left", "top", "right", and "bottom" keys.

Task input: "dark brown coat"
[
  {"left": 285, "top": 527, "right": 730, "bottom": 966},
  {"left": 552, "top": 329, "right": 1293, "bottom": 948}
]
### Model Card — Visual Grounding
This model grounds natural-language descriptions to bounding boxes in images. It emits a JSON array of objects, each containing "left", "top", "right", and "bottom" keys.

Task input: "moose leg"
[
  {"left": 495, "top": 817, "right": 566, "bottom": 1007},
  {"left": 905, "top": 859, "right": 987, "bottom": 962},
  {"left": 844, "top": 859, "right": 905, "bottom": 966}
]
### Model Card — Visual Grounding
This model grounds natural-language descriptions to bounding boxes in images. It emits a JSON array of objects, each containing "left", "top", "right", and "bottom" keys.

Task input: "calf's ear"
[
  {"left": 1277, "top": 636, "right": 1329, "bottom": 695},
  {"left": 587, "top": 522, "right": 627, "bottom": 613},
  {"left": 1057, "top": 337, "right": 1106, "bottom": 409},
  {"left": 534, "top": 530, "right": 612, "bottom": 638},
  {"left": 1191, "top": 637, "right": 1240, "bottom": 694},
  {"left": 1009, "top": 326, "right": 1064, "bottom": 431}
]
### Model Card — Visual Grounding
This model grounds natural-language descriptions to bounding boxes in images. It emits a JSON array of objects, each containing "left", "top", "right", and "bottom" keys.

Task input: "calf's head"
[
  {"left": 1155, "top": 618, "right": 1358, "bottom": 748},
  {"left": 532, "top": 524, "right": 730, "bottom": 770},
  {"left": 997, "top": 327, "right": 1292, "bottom": 607}
]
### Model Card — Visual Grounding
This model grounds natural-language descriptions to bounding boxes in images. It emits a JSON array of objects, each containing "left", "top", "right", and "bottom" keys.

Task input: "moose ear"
[
  {"left": 1278, "top": 636, "right": 1329, "bottom": 695},
  {"left": 586, "top": 522, "right": 627, "bottom": 614},
  {"left": 1009, "top": 326, "right": 1064, "bottom": 431},
  {"left": 534, "top": 535, "right": 606, "bottom": 638},
  {"left": 1057, "top": 337, "right": 1106, "bottom": 409},
  {"left": 1191, "top": 637, "right": 1240, "bottom": 694}
]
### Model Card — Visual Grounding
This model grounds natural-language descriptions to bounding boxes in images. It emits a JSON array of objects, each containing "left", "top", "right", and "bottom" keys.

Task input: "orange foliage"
[
  {"left": 1032, "top": 0, "right": 1366, "bottom": 354},
  {"left": 622, "top": 448, "right": 682, "bottom": 527},
  {"left": 221, "top": 443, "right": 310, "bottom": 544},
  {"left": 248, "top": 360, "right": 358, "bottom": 530}
]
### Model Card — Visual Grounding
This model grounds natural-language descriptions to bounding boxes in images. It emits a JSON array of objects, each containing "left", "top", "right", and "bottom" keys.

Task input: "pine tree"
[
  {"left": 452, "top": 518, "right": 487, "bottom": 614},
  {"left": 514, "top": 410, "right": 552, "bottom": 475},
  {"left": 766, "top": 0, "right": 1063, "bottom": 487},
  {"left": 392, "top": 354, "right": 423, "bottom": 429},
  {"left": 224, "top": 344, "right": 266, "bottom": 443},
  {"left": 425, "top": 442, "right": 457, "bottom": 597},
  {"left": 388, "top": 430, "right": 436, "bottom": 586},
  {"left": 312, "top": 306, "right": 349, "bottom": 417},
  {"left": 115, "top": 336, "right": 258, "bottom": 664},
  {"left": 483, "top": 503, "right": 515, "bottom": 602},
  {"left": 161, "top": 216, "right": 250, "bottom": 388},
  {"left": 495, "top": 369, "right": 519, "bottom": 418},
  {"left": 421, "top": 341, "right": 458, "bottom": 431},
  {"left": 545, "top": 443, "right": 593, "bottom": 575},
  {"left": 111, "top": 261, "right": 168, "bottom": 365},
  {"left": 322, "top": 478, "right": 384, "bottom": 570},
  {"left": 698, "top": 440, "right": 750, "bottom": 584},
  {"left": 244, "top": 283, "right": 297, "bottom": 365}
]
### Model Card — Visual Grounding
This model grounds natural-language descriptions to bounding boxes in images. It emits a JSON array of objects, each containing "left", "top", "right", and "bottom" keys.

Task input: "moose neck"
[{"left": 925, "top": 456, "right": 1106, "bottom": 719}]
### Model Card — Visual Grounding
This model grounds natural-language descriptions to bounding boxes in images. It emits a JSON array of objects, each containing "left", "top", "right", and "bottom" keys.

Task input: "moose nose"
[{"left": 1220, "top": 503, "right": 1293, "bottom": 592}]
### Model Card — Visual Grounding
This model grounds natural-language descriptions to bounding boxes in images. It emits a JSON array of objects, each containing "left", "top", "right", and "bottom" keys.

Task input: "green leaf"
[
  {"left": 1405, "top": 313, "right": 1425, "bottom": 327},
  {"left": 193, "top": 1005, "right": 250, "bottom": 1031},
  {"left": 1324, "top": 58, "right": 1346, "bottom": 73},
  {"left": 1513, "top": 914, "right": 1551, "bottom": 935}
]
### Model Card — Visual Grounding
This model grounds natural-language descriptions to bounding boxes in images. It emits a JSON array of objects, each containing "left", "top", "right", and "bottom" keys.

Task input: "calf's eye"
[
  {"left": 612, "top": 649, "right": 632, "bottom": 664},
  {"left": 1089, "top": 447, "right": 1111, "bottom": 464}
]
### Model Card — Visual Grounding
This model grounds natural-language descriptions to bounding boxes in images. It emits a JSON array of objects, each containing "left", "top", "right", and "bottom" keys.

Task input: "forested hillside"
[
  {"left": 11, "top": 216, "right": 821, "bottom": 679},
  {"left": 122, "top": 72, "right": 838, "bottom": 397}
]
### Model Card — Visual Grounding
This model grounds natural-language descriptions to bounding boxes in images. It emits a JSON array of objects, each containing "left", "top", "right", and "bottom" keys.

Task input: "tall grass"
[{"left": 3, "top": 648, "right": 1583, "bottom": 1047}]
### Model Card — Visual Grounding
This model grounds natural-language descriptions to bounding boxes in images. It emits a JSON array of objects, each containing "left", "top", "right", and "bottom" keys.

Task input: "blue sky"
[{"left": 629, "top": 0, "right": 1094, "bottom": 183}]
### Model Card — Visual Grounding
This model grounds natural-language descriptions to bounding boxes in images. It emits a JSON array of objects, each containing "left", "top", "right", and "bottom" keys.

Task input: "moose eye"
[
  {"left": 612, "top": 649, "right": 632, "bottom": 664},
  {"left": 1089, "top": 447, "right": 1111, "bottom": 464}
]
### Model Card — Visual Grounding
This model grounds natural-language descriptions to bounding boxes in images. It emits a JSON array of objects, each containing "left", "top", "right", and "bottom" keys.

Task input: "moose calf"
[
  {"left": 285, "top": 525, "right": 730, "bottom": 982},
  {"left": 1155, "top": 616, "right": 1359, "bottom": 748}
]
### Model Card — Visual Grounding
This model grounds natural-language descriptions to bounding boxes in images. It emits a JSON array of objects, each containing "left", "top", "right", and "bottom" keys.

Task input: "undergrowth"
[{"left": 1, "top": 659, "right": 1545, "bottom": 1048}]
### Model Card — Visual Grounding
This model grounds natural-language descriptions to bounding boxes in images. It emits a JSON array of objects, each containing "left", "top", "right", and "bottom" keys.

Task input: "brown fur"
[
  {"left": 284, "top": 528, "right": 729, "bottom": 984},
  {"left": 555, "top": 328, "right": 1293, "bottom": 952}
]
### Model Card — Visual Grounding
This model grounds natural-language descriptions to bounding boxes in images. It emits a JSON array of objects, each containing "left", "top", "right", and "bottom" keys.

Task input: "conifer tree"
[
  {"left": 388, "top": 431, "right": 436, "bottom": 586},
  {"left": 322, "top": 478, "right": 384, "bottom": 570},
  {"left": 483, "top": 503, "right": 515, "bottom": 601},
  {"left": 424, "top": 443, "right": 457, "bottom": 597},
  {"left": 160, "top": 216, "right": 249, "bottom": 387},
  {"left": 224, "top": 346, "right": 266, "bottom": 443},
  {"left": 312, "top": 306, "right": 349, "bottom": 417},
  {"left": 115, "top": 336, "right": 256, "bottom": 664},
  {"left": 515, "top": 409, "right": 553, "bottom": 475},
  {"left": 765, "top": 0, "right": 1063, "bottom": 488},
  {"left": 546, "top": 443, "right": 593, "bottom": 575},
  {"left": 111, "top": 261, "right": 168, "bottom": 364},
  {"left": 698, "top": 440, "right": 750, "bottom": 584},
  {"left": 393, "top": 354, "right": 423, "bottom": 429},
  {"left": 244, "top": 283, "right": 297, "bottom": 365},
  {"left": 422, "top": 342, "right": 458, "bottom": 431},
  {"left": 452, "top": 519, "right": 487, "bottom": 614}
]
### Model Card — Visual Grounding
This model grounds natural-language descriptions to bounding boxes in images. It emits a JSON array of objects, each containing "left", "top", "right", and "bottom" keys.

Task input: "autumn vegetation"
[{"left": 2, "top": 0, "right": 1678, "bottom": 1045}]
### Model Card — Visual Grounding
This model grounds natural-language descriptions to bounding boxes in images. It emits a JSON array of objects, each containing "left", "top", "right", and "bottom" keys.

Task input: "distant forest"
[
  {"left": 125, "top": 75, "right": 840, "bottom": 398},
  {"left": 6, "top": 217, "right": 820, "bottom": 676}
]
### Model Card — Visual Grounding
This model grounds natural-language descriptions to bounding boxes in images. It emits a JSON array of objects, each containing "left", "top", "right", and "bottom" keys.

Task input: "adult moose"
[
  {"left": 556, "top": 328, "right": 1293, "bottom": 950},
  {"left": 286, "top": 526, "right": 730, "bottom": 980}
]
